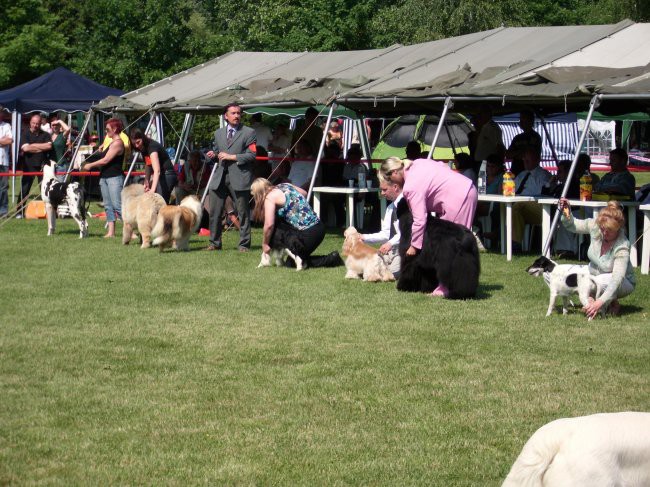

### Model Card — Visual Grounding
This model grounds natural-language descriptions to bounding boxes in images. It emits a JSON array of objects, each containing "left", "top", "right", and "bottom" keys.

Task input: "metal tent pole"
[
  {"left": 173, "top": 113, "right": 194, "bottom": 166},
  {"left": 307, "top": 104, "right": 335, "bottom": 201},
  {"left": 541, "top": 95, "right": 600, "bottom": 257},
  {"left": 65, "top": 110, "right": 92, "bottom": 183},
  {"left": 10, "top": 110, "right": 19, "bottom": 204},
  {"left": 427, "top": 97, "right": 453, "bottom": 159}
]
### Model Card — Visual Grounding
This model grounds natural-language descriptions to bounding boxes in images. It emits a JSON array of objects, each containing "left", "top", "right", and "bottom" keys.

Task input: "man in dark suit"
[{"left": 205, "top": 103, "right": 257, "bottom": 251}]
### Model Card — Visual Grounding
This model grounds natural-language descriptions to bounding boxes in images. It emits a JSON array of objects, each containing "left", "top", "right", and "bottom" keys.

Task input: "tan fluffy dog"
[
  {"left": 151, "top": 195, "right": 203, "bottom": 252},
  {"left": 121, "top": 184, "right": 166, "bottom": 248},
  {"left": 342, "top": 226, "right": 394, "bottom": 282}
]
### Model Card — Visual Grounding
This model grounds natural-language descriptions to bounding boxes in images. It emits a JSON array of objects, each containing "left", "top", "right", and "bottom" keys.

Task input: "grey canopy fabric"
[{"left": 96, "top": 19, "right": 650, "bottom": 115}]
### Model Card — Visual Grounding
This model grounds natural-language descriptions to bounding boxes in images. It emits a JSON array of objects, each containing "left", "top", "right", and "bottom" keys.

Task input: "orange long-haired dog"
[
  {"left": 151, "top": 195, "right": 203, "bottom": 251},
  {"left": 342, "top": 226, "right": 394, "bottom": 282}
]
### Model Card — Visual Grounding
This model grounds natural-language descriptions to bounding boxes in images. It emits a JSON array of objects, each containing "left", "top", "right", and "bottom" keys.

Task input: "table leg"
[
  {"left": 642, "top": 210, "right": 650, "bottom": 275},
  {"left": 313, "top": 192, "right": 321, "bottom": 217},
  {"left": 627, "top": 206, "right": 637, "bottom": 267},
  {"left": 541, "top": 203, "right": 551, "bottom": 258},
  {"left": 506, "top": 203, "right": 513, "bottom": 261},
  {"left": 347, "top": 194, "right": 354, "bottom": 228},
  {"left": 499, "top": 203, "right": 506, "bottom": 256}
]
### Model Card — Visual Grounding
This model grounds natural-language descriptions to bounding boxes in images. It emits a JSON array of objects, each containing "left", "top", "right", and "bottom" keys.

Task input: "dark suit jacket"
[{"left": 209, "top": 124, "right": 257, "bottom": 191}]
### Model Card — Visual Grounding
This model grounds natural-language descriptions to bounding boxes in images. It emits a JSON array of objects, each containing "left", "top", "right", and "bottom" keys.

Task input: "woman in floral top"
[
  {"left": 251, "top": 178, "right": 343, "bottom": 269},
  {"left": 559, "top": 198, "right": 636, "bottom": 318}
]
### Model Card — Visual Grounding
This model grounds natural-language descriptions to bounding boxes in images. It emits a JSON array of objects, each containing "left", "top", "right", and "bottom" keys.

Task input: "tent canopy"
[
  {"left": 95, "top": 20, "right": 650, "bottom": 116},
  {"left": 0, "top": 67, "right": 123, "bottom": 113}
]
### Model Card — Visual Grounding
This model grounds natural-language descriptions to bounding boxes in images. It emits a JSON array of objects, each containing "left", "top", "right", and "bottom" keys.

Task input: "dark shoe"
[
  {"left": 205, "top": 244, "right": 222, "bottom": 251},
  {"left": 308, "top": 251, "right": 344, "bottom": 268}
]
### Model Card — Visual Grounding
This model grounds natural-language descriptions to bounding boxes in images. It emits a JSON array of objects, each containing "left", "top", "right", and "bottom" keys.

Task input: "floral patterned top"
[{"left": 276, "top": 183, "right": 319, "bottom": 230}]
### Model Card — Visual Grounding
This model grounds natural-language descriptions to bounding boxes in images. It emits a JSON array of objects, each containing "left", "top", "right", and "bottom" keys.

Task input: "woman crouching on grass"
[
  {"left": 251, "top": 178, "right": 343, "bottom": 269},
  {"left": 559, "top": 198, "right": 636, "bottom": 318}
]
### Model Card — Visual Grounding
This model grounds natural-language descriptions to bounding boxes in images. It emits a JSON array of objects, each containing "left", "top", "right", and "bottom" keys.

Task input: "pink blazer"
[{"left": 402, "top": 158, "right": 475, "bottom": 249}]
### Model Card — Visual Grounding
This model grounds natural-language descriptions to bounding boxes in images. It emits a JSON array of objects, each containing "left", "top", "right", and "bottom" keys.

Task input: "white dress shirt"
[
  {"left": 0, "top": 121, "right": 13, "bottom": 166},
  {"left": 362, "top": 194, "right": 403, "bottom": 248}
]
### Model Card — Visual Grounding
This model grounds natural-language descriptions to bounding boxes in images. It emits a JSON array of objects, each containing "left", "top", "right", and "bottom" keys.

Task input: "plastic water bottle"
[
  {"left": 357, "top": 171, "right": 366, "bottom": 189},
  {"left": 478, "top": 160, "right": 487, "bottom": 194}
]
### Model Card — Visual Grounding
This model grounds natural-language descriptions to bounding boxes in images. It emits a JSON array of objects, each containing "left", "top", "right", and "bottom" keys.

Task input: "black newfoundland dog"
[{"left": 395, "top": 198, "right": 480, "bottom": 299}]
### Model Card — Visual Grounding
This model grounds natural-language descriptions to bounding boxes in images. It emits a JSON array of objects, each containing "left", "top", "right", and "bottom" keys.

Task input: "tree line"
[{"left": 1, "top": 0, "right": 648, "bottom": 92}]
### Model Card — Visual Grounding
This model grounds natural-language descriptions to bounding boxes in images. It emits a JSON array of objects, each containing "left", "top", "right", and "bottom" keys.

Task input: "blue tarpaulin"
[{"left": 0, "top": 67, "right": 123, "bottom": 113}]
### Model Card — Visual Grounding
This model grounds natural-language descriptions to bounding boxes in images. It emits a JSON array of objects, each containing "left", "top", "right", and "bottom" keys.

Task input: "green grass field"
[{"left": 1, "top": 212, "right": 648, "bottom": 485}]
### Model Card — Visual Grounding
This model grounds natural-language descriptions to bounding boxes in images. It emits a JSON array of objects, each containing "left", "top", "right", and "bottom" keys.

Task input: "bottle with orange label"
[
  {"left": 579, "top": 170, "right": 592, "bottom": 201},
  {"left": 502, "top": 169, "right": 515, "bottom": 196}
]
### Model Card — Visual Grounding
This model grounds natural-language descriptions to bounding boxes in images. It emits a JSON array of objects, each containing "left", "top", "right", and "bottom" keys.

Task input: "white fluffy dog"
[
  {"left": 151, "top": 195, "right": 203, "bottom": 251},
  {"left": 502, "top": 412, "right": 650, "bottom": 486},
  {"left": 258, "top": 248, "right": 304, "bottom": 270},
  {"left": 527, "top": 255, "right": 603, "bottom": 319},
  {"left": 342, "top": 226, "right": 394, "bottom": 282},
  {"left": 40, "top": 161, "right": 88, "bottom": 238}
]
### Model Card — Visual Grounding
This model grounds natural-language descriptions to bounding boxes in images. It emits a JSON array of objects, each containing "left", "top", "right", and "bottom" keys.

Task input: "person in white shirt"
[
  {"left": 473, "top": 105, "right": 505, "bottom": 163},
  {"left": 0, "top": 106, "right": 14, "bottom": 217},
  {"left": 361, "top": 176, "right": 403, "bottom": 278},
  {"left": 511, "top": 146, "right": 553, "bottom": 251}
]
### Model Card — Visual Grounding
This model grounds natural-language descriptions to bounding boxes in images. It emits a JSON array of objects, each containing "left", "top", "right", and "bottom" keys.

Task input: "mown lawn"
[{"left": 0, "top": 213, "right": 648, "bottom": 485}]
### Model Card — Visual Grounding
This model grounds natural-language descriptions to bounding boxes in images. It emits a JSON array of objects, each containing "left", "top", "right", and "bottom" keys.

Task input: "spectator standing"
[
  {"left": 49, "top": 114, "right": 70, "bottom": 180},
  {"left": 250, "top": 113, "right": 272, "bottom": 152},
  {"left": 0, "top": 106, "right": 13, "bottom": 217},
  {"left": 473, "top": 105, "right": 505, "bottom": 164},
  {"left": 288, "top": 139, "right": 320, "bottom": 191},
  {"left": 175, "top": 150, "right": 209, "bottom": 203},
  {"left": 506, "top": 109, "right": 542, "bottom": 175},
  {"left": 291, "top": 107, "right": 323, "bottom": 159},
  {"left": 18, "top": 113, "right": 52, "bottom": 217},
  {"left": 205, "top": 103, "right": 256, "bottom": 252}
]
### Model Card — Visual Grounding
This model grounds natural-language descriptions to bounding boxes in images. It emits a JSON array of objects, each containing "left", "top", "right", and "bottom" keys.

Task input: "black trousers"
[
  {"left": 18, "top": 165, "right": 43, "bottom": 214},
  {"left": 271, "top": 219, "right": 325, "bottom": 261}
]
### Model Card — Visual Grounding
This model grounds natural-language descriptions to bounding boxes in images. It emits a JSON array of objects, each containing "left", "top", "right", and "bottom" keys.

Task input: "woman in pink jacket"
[{"left": 379, "top": 157, "right": 478, "bottom": 295}]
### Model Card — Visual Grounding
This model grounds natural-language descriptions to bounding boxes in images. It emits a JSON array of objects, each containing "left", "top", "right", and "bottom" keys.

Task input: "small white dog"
[
  {"left": 258, "top": 248, "right": 304, "bottom": 270},
  {"left": 502, "top": 412, "right": 650, "bottom": 487},
  {"left": 342, "top": 226, "right": 395, "bottom": 282},
  {"left": 40, "top": 161, "right": 88, "bottom": 238},
  {"left": 527, "top": 256, "right": 603, "bottom": 319}
]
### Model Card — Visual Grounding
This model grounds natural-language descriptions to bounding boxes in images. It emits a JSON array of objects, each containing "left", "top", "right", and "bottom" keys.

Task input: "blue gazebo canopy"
[{"left": 0, "top": 67, "right": 123, "bottom": 113}]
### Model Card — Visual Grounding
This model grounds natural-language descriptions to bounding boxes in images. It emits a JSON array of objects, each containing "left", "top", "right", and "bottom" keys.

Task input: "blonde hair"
[
  {"left": 379, "top": 157, "right": 412, "bottom": 183},
  {"left": 595, "top": 201, "right": 625, "bottom": 236},
  {"left": 251, "top": 178, "right": 274, "bottom": 223}
]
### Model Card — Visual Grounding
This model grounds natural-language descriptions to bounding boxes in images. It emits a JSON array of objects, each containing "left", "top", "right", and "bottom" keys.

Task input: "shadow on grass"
[{"left": 474, "top": 283, "right": 504, "bottom": 300}]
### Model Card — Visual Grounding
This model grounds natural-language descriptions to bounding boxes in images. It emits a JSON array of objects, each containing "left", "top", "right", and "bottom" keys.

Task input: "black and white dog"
[
  {"left": 395, "top": 198, "right": 480, "bottom": 299},
  {"left": 40, "top": 161, "right": 88, "bottom": 238},
  {"left": 526, "top": 255, "right": 604, "bottom": 318}
]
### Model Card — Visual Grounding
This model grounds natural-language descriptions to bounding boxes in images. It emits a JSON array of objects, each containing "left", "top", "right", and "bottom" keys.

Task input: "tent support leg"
[
  {"left": 65, "top": 110, "right": 92, "bottom": 183},
  {"left": 542, "top": 95, "right": 600, "bottom": 257},
  {"left": 427, "top": 97, "right": 453, "bottom": 159},
  {"left": 307, "top": 104, "right": 336, "bottom": 202}
]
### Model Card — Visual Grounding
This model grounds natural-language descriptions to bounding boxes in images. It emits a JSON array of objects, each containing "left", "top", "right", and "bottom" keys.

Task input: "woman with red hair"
[{"left": 84, "top": 118, "right": 125, "bottom": 238}]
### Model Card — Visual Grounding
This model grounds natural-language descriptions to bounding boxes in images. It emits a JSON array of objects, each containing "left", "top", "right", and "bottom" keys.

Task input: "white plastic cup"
[
  {"left": 366, "top": 181, "right": 372, "bottom": 189},
  {"left": 348, "top": 179, "right": 354, "bottom": 188}
]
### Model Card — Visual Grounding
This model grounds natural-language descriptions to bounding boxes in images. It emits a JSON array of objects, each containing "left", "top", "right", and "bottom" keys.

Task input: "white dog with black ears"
[
  {"left": 502, "top": 412, "right": 650, "bottom": 486},
  {"left": 40, "top": 161, "right": 88, "bottom": 238},
  {"left": 526, "top": 255, "right": 604, "bottom": 319}
]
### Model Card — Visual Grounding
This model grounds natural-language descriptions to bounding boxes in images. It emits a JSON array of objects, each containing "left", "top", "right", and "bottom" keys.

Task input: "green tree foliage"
[
  {"left": 0, "top": 0, "right": 648, "bottom": 91},
  {"left": 0, "top": 1, "right": 69, "bottom": 87}
]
